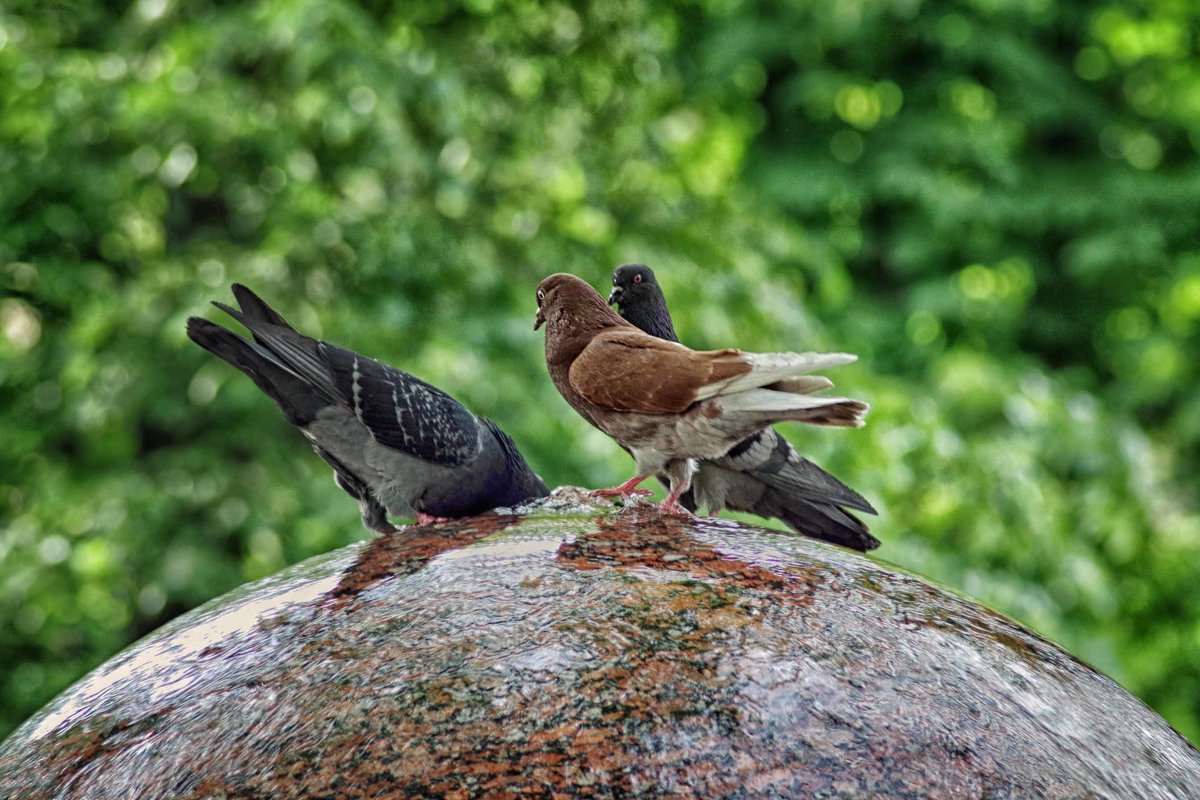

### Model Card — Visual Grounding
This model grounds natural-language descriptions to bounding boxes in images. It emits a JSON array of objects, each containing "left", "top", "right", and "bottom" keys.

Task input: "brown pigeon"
[
  {"left": 535, "top": 272, "right": 868, "bottom": 514},
  {"left": 609, "top": 263, "right": 879, "bottom": 549}
]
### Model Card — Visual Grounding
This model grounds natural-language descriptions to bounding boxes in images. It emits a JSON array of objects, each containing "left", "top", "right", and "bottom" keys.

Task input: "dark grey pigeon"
[
  {"left": 187, "top": 285, "right": 548, "bottom": 531},
  {"left": 609, "top": 264, "right": 879, "bottom": 551}
]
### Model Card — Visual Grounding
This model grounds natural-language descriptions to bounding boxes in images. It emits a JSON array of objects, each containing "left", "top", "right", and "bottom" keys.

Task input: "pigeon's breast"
[{"left": 593, "top": 404, "right": 759, "bottom": 461}]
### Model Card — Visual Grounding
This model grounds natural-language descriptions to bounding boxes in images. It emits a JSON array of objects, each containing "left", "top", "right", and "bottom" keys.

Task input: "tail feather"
[
  {"left": 210, "top": 301, "right": 336, "bottom": 403},
  {"left": 776, "top": 460, "right": 876, "bottom": 514},
  {"left": 231, "top": 283, "right": 295, "bottom": 330},
  {"left": 719, "top": 389, "right": 868, "bottom": 428},
  {"left": 753, "top": 447, "right": 877, "bottom": 514},
  {"left": 186, "top": 317, "right": 325, "bottom": 426},
  {"left": 766, "top": 376, "right": 834, "bottom": 395},
  {"left": 698, "top": 351, "right": 857, "bottom": 401},
  {"left": 773, "top": 492, "right": 880, "bottom": 551}
]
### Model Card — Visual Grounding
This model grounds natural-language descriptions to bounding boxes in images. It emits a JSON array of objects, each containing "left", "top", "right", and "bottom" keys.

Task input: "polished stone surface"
[{"left": 2, "top": 491, "right": 1197, "bottom": 798}]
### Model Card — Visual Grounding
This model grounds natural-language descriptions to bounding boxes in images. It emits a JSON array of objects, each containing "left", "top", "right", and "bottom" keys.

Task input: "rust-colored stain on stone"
[
  {"left": 1, "top": 495, "right": 1197, "bottom": 799},
  {"left": 557, "top": 512, "right": 804, "bottom": 600}
]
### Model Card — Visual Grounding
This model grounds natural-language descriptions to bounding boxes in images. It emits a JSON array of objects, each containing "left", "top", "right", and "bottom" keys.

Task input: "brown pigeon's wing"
[{"left": 568, "top": 328, "right": 750, "bottom": 413}]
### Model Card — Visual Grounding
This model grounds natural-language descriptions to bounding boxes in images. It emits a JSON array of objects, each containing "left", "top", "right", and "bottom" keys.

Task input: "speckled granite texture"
[{"left": 2, "top": 492, "right": 1198, "bottom": 799}]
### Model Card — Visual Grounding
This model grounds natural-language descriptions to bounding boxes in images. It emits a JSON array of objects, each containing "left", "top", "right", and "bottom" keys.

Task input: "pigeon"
[
  {"left": 609, "top": 264, "right": 879, "bottom": 550},
  {"left": 534, "top": 272, "right": 868, "bottom": 515},
  {"left": 188, "top": 284, "right": 549, "bottom": 531}
]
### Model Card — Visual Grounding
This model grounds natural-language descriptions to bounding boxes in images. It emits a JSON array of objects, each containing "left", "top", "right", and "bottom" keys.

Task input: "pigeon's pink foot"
[
  {"left": 707, "top": 508, "right": 721, "bottom": 518},
  {"left": 593, "top": 488, "right": 654, "bottom": 499},
  {"left": 658, "top": 483, "right": 694, "bottom": 516},
  {"left": 591, "top": 475, "right": 652, "bottom": 499},
  {"left": 660, "top": 499, "right": 694, "bottom": 516},
  {"left": 414, "top": 512, "right": 453, "bottom": 526}
]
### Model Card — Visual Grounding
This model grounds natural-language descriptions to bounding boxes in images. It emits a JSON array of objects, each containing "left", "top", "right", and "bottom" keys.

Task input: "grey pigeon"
[
  {"left": 188, "top": 285, "right": 548, "bottom": 530},
  {"left": 609, "top": 264, "right": 879, "bottom": 551},
  {"left": 535, "top": 273, "right": 867, "bottom": 516}
]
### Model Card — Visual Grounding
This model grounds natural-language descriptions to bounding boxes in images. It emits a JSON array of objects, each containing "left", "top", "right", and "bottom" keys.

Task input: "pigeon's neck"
[
  {"left": 621, "top": 289, "right": 679, "bottom": 343},
  {"left": 545, "top": 296, "right": 629, "bottom": 366},
  {"left": 481, "top": 419, "right": 550, "bottom": 502},
  {"left": 545, "top": 320, "right": 609, "bottom": 367}
]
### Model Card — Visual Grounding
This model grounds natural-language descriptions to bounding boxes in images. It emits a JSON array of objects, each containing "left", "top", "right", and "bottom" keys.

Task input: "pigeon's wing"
[
  {"left": 318, "top": 343, "right": 483, "bottom": 465},
  {"left": 213, "top": 302, "right": 481, "bottom": 465},
  {"left": 568, "top": 328, "right": 750, "bottom": 413}
]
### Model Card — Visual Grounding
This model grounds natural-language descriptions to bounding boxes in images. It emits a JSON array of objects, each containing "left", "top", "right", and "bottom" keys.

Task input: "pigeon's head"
[
  {"left": 534, "top": 273, "right": 621, "bottom": 333},
  {"left": 607, "top": 263, "right": 679, "bottom": 342},
  {"left": 607, "top": 263, "right": 660, "bottom": 310}
]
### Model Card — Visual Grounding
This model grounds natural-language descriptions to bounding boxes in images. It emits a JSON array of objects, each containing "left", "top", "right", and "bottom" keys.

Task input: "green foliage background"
[{"left": 3, "top": 0, "right": 1199, "bottom": 743}]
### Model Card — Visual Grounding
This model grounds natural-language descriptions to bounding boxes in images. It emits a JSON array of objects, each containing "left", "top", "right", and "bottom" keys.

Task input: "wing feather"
[
  {"left": 322, "top": 344, "right": 481, "bottom": 465},
  {"left": 213, "top": 300, "right": 480, "bottom": 465},
  {"left": 568, "top": 328, "right": 749, "bottom": 413}
]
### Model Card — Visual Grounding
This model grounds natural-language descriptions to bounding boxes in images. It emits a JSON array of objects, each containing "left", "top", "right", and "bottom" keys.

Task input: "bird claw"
[
  {"left": 592, "top": 487, "right": 653, "bottom": 499},
  {"left": 659, "top": 500, "right": 694, "bottom": 516},
  {"left": 590, "top": 474, "right": 653, "bottom": 500},
  {"left": 414, "top": 512, "right": 452, "bottom": 526}
]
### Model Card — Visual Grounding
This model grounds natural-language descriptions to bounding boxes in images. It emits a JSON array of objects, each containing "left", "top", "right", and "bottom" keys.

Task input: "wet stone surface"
[{"left": 2, "top": 491, "right": 1198, "bottom": 798}]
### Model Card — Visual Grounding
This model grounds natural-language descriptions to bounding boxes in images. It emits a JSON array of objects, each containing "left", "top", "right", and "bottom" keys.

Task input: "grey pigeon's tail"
[
  {"left": 757, "top": 449, "right": 877, "bottom": 549},
  {"left": 748, "top": 438, "right": 876, "bottom": 515},
  {"left": 230, "top": 283, "right": 295, "bottom": 329},
  {"left": 186, "top": 317, "right": 325, "bottom": 427},
  {"left": 772, "top": 490, "right": 879, "bottom": 551},
  {"left": 708, "top": 428, "right": 878, "bottom": 550}
]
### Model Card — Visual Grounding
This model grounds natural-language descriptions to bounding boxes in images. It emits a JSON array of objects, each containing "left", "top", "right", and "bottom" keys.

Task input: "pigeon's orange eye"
[{"left": 633, "top": 274, "right": 643, "bottom": 284}]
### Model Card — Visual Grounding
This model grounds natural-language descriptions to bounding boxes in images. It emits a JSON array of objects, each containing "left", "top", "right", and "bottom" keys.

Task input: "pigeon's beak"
[
  {"left": 534, "top": 308, "right": 545, "bottom": 331},
  {"left": 607, "top": 286, "right": 622, "bottom": 306}
]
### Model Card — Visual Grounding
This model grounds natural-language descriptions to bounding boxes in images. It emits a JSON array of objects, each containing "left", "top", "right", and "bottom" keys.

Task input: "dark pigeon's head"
[
  {"left": 607, "top": 263, "right": 660, "bottom": 311},
  {"left": 607, "top": 263, "right": 679, "bottom": 342}
]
